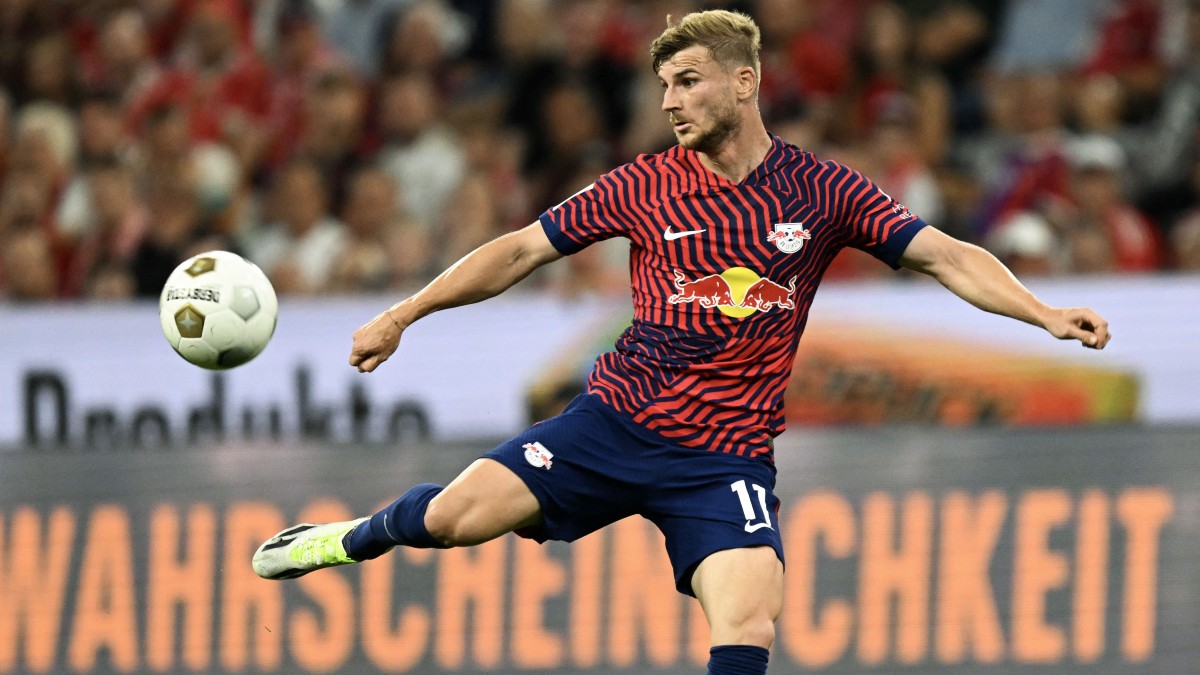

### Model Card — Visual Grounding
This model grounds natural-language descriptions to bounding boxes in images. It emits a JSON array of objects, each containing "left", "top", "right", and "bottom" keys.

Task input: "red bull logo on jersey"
[
  {"left": 668, "top": 267, "right": 797, "bottom": 318},
  {"left": 523, "top": 441, "right": 554, "bottom": 469},
  {"left": 767, "top": 222, "right": 812, "bottom": 253}
]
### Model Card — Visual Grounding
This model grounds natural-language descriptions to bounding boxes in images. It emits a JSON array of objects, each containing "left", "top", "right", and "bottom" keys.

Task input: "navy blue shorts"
[{"left": 482, "top": 394, "right": 784, "bottom": 596}]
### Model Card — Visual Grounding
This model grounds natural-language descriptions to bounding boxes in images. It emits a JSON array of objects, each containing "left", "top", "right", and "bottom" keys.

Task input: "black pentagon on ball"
[
  {"left": 218, "top": 344, "right": 256, "bottom": 368},
  {"left": 174, "top": 305, "right": 205, "bottom": 338},
  {"left": 185, "top": 257, "right": 217, "bottom": 277}
]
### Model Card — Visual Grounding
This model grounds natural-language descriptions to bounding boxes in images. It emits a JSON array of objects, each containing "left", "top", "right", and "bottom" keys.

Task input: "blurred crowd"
[{"left": 3, "top": 0, "right": 1200, "bottom": 302}]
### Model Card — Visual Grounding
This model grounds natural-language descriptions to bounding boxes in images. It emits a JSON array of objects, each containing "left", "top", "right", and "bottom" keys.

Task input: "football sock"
[
  {"left": 707, "top": 645, "right": 769, "bottom": 675},
  {"left": 343, "top": 483, "right": 448, "bottom": 560}
]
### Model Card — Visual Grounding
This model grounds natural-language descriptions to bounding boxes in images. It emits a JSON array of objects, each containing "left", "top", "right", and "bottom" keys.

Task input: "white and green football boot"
[{"left": 252, "top": 517, "right": 367, "bottom": 580}]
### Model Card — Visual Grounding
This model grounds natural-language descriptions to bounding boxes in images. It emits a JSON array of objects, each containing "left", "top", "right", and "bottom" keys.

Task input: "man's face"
[{"left": 657, "top": 45, "right": 741, "bottom": 153}]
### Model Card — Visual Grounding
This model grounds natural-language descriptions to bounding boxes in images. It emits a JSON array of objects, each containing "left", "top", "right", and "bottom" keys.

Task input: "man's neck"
[{"left": 697, "top": 120, "right": 773, "bottom": 183}]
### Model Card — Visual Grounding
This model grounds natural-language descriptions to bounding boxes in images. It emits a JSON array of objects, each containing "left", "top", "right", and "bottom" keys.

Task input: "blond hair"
[{"left": 649, "top": 10, "right": 761, "bottom": 79}]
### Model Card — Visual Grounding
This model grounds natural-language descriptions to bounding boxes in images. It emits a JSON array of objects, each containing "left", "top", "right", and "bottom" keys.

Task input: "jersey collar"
[{"left": 676, "top": 133, "right": 786, "bottom": 188}]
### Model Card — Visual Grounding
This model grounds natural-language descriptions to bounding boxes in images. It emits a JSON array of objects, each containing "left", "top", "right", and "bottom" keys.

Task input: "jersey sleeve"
[
  {"left": 538, "top": 162, "right": 640, "bottom": 255},
  {"left": 826, "top": 160, "right": 928, "bottom": 269}
]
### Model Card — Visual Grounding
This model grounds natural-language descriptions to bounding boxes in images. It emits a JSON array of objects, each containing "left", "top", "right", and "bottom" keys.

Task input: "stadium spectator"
[
  {"left": 436, "top": 170, "right": 509, "bottom": 270},
  {"left": 55, "top": 91, "right": 130, "bottom": 241},
  {"left": 66, "top": 160, "right": 147, "bottom": 297},
  {"left": 1081, "top": 0, "right": 1166, "bottom": 120},
  {"left": 499, "top": 0, "right": 634, "bottom": 174},
  {"left": 964, "top": 71, "right": 1075, "bottom": 237},
  {"left": 239, "top": 158, "right": 347, "bottom": 294},
  {"left": 1172, "top": 211, "right": 1200, "bottom": 270},
  {"left": 22, "top": 33, "right": 82, "bottom": 107},
  {"left": 85, "top": 8, "right": 162, "bottom": 103},
  {"left": 989, "top": 0, "right": 1108, "bottom": 73},
  {"left": 328, "top": 164, "right": 431, "bottom": 292},
  {"left": 840, "top": 1, "right": 953, "bottom": 166},
  {"left": 377, "top": 0, "right": 470, "bottom": 81},
  {"left": 459, "top": 120, "right": 531, "bottom": 233},
  {"left": 984, "top": 210, "right": 1063, "bottom": 277},
  {"left": 529, "top": 81, "right": 614, "bottom": 210},
  {"left": 1, "top": 226, "right": 58, "bottom": 301},
  {"left": 934, "top": 156, "right": 985, "bottom": 243},
  {"left": 263, "top": 0, "right": 344, "bottom": 169},
  {"left": 1073, "top": 71, "right": 1126, "bottom": 134},
  {"left": 866, "top": 98, "right": 946, "bottom": 230},
  {"left": 2, "top": 1, "right": 73, "bottom": 107},
  {"left": 376, "top": 71, "right": 466, "bottom": 231},
  {"left": 321, "top": 0, "right": 410, "bottom": 77},
  {"left": 1064, "top": 134, "right": 1164, "bottom": 273},
  {"left": 130, "top": 0, "right": 271, "bottom": 176},
  {"left": 12, "top": 102, "right": 76, "bottom": 200},
  {"left": 1126, "top": 0, "right": 1200, "bottom": 227},
  {"left": 128, "top": 100, "right": 193, "bottom": 193},
  {"left": 131, "top": 172, "right": 220, "bottom": 297},
  {"left": 293, "top": 68, "right": 371, "bottom": 211},
  {"left": 754, "top": 0, "right": 851, "bottom": 137},
  {"left": 77, "top": 90, "right": 129, "bottom": 165}
]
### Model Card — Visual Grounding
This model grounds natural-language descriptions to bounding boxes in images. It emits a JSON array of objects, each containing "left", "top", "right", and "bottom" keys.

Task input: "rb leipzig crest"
[{"left": 767, "top": 223, "right": 812, "bottom": 253}]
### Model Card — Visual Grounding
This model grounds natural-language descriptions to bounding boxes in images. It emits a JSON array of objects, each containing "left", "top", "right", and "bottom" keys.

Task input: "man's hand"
[
  {"left": 349, "top": 309, "right": 403, "bottom": 373},
  {"left": 1041, "top": 307, "right": 1112, "bottom": 349}
]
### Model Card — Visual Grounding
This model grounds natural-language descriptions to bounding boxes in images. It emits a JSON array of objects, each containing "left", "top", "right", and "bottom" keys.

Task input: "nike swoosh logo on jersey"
[{"left": 664, "top": 227, "right": 706, "bottom": 241}]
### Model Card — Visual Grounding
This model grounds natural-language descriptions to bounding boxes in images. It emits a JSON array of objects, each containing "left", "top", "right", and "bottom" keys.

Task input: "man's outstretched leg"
[
  {"left": 252, "top": 458, "right": 542, "bottom": 579},
  {"left": 691, "top": 546, "right": 784, "bottom": 675}
]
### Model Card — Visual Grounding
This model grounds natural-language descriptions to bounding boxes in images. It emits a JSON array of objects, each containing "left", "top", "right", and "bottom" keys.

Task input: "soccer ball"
[{"left": 159, "top": 250, "right": 278, "bottom": 370}]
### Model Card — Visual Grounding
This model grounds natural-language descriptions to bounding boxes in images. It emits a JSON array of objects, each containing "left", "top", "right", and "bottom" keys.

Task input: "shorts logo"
[
  {"left": 767, "top": 223, "right": 812, "bottom": 253},
  {"left": 668, "top": 267, "right": 797, "bottom": 318},
  {"left": 523, "top": 441, "right": 554, "bottom": 469}
]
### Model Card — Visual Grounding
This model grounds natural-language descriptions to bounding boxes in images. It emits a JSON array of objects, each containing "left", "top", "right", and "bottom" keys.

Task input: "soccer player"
[{"left": 253, "top": 10, "right": 1111, "bottom": 674}]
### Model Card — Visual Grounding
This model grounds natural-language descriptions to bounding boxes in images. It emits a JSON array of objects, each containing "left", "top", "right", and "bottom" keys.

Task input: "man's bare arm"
[
  {"left": 350, "top": 222, "right": 563, "bottom": 372},
  {"left": 899, "top": 227, "right": 1111, "bottom": 349}
]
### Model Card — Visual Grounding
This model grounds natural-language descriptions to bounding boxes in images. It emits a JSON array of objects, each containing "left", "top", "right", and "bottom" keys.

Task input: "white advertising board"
[
  {"left": 2, "top": 274, "right": 1198, "bottom": 449},
  {"left": 0, "top": 294, "right": 618, "bottom": 449},
  {"left": 804, "top": 274, "right": 1200, "bottom": 423}
]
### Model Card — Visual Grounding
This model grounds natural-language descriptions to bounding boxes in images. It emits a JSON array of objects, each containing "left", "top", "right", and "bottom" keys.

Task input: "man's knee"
[
  {"left": 423, "top": 492, "right": 471, "bottom": 547},
  {"left": 713, "top": 610, "right": 777, "bottom": 649}
]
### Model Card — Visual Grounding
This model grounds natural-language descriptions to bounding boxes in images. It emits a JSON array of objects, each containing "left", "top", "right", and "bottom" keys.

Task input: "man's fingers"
[
  {"left": 357, "top": 355, "right": 384, "bottom": 373},
  {"left": 1074, "top": 311, "right": 1110, "bottom": 350},
  {"left": 1089, "top": 318, "right": 1111, "bottom": 349},
  {"left": 1069, "top": 325, "right": 1098, "bottom": 347}
]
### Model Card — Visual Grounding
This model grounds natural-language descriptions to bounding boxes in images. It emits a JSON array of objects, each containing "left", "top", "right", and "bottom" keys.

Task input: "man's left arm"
[{"left": 899, "top": 227, "right": 1112, "bottom": 349}]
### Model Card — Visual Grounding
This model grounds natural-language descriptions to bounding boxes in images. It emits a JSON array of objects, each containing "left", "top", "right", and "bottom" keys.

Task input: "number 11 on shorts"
[{"left": 731, "top": 480, "right": 773, "bottom": 533}]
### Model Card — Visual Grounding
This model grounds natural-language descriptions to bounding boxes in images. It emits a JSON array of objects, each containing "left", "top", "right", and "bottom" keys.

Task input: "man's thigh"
[
  {"left": 691, "top": 546, "right": 785, "bottom": 647},
  {"left": 426, "top": 457, "right": 544, "bottom": 545},
  {"left": 481, "top": 394, "right": 644, "bottom": 542}
]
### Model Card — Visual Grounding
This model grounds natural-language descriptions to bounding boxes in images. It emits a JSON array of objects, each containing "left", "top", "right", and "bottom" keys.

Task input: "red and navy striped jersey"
[{"left": 539, "top": 135, "right": 927, "bottom": 461}]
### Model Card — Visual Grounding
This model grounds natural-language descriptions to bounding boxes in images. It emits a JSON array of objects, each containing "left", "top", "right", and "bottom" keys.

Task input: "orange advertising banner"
[
  {"left": 784, "top": 322, "right": 1138, "bottom": 426},
  {"left": 1, "top": 429, "right": 1196, "bottom": 673}
]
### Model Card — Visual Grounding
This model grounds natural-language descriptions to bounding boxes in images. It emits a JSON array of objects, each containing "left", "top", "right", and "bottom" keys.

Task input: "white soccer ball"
[{"left": 159, "top": 250, "right": 278, "bottom": 370}]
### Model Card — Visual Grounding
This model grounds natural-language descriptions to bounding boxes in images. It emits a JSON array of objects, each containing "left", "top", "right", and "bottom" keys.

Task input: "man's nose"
[{"left": 662, "top": 86, "right": 680, "bottom": 112}]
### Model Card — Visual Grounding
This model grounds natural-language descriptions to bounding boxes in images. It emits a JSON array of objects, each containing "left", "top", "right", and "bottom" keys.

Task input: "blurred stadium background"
[{"left": 1, "top": 0, "right": 1198, "bottom": 673}]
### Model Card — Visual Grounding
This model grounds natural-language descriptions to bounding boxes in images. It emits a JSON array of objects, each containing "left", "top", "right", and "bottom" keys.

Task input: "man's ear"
[{"left": 735, "top": 66, "right": 758, "bottom": 101}]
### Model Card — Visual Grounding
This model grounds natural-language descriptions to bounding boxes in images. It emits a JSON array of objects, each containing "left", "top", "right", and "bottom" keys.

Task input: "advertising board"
[{"left": 1, "top": 427, "right": 1196, "bottom": 673}]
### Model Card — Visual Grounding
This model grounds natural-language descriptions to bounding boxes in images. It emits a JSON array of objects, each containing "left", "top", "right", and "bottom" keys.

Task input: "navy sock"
[
  {"left": 343, "top": 483, "right": 448, "bottom": 560},
  {"left": 707, "top": 645, "right": 769, "bottom": 675}
]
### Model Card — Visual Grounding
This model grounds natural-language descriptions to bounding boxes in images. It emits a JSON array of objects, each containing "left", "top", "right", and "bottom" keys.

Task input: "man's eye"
[{"left": 683, "top": 78, "right": 697, "bottom": 87}]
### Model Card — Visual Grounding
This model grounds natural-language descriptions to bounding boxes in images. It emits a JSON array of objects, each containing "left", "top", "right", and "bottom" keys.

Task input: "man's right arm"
[{"left": 349, "top": 222, "right": 563, "bottom": 373}]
